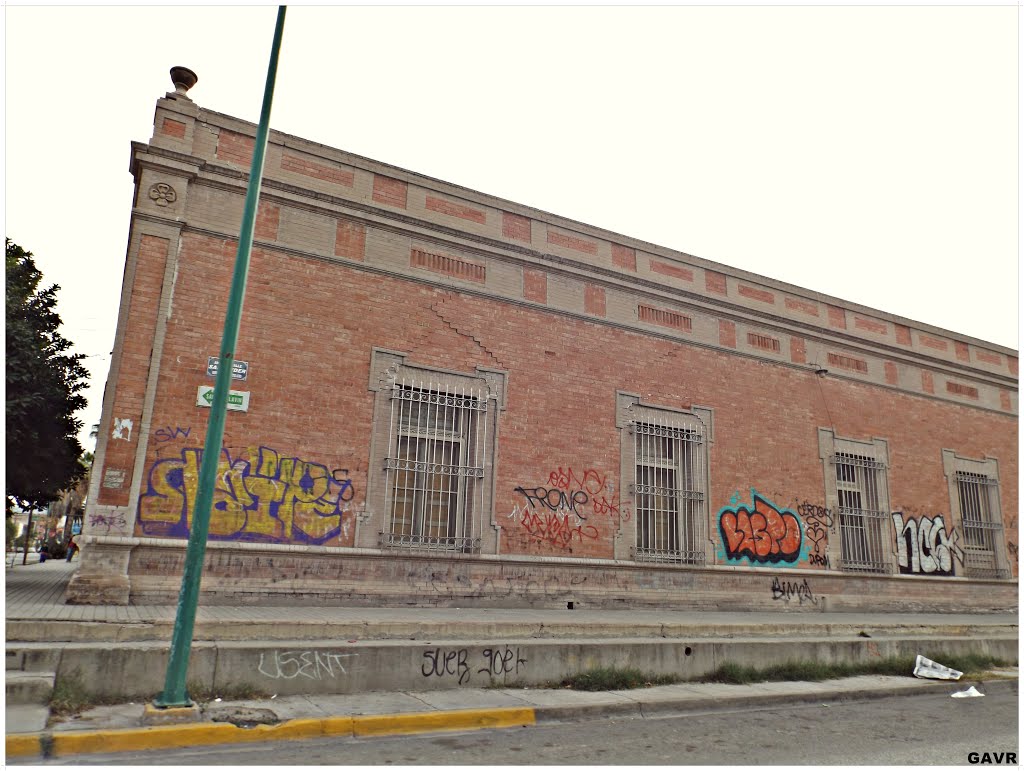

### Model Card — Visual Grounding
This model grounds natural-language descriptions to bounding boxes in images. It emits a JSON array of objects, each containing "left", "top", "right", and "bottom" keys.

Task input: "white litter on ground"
[
  {"left": 913, "top": 654, "right": 963, "bottom": 680},
  {"left": 951, "top": 685, "right": 984, "bottom": 698}
]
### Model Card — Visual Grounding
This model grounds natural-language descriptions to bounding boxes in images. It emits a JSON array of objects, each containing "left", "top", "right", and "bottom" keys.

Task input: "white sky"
[{"left": 4, "top": 3, "right": 1020, "bottom": 451}]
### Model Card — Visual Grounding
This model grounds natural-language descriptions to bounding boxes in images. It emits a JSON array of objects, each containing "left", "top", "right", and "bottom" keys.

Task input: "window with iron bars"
[
  {"left": 382, "top": 382, "right": 486, "bottom": 552},
  {"left": 633, "top": 421, "right": 706, "bottom": 564},
  {"left": 834, "top": 452, "right": 890, "bottom": 573},
  {"left": 956, "top": 472, "right": 1006, "bottom": 578}
]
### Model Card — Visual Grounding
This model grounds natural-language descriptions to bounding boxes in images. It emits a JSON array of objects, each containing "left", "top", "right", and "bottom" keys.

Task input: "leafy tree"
[{"left": 6, "top": 239, "right": 88, "bottom": 513}]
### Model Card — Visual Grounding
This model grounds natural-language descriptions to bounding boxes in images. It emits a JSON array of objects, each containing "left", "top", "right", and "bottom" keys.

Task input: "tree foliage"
[{"left": 6, "top": 239, "right": 88, "bottom": 512}]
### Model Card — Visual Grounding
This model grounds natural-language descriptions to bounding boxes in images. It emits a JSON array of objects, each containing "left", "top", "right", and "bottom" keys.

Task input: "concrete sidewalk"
[{"left": 7, "top": 671, "right": 1018, "bottom": 761}]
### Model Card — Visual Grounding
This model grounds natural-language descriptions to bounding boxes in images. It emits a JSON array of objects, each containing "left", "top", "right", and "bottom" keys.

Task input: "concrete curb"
[
  {"left": 4, "top": 707, "right": 537, "bottom": 760},
  {"left": 7, "top": 680, "right": 1015, "bottom": 760}
]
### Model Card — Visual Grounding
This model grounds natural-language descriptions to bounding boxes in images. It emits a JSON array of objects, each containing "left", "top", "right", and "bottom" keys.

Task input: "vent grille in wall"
[
  {"left": 638, "top": 305, "right": 691, "bottom": 332},
  {"left": 747, "top": 333, "right": 781, "bottom": 352},
  {"left": 827, "top": 352, "right": 869, "bottom": 374},
  {"left": 411, "top": 249, "right": 486, "bottom": 283},
  {"left": 946, "top": 382, "right": 979, "bottom": 399}
]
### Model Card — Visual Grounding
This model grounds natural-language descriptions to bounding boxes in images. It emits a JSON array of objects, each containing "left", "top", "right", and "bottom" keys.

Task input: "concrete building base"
[{"left": 66, "top": 538, "right": 1019, "bottom": 614}]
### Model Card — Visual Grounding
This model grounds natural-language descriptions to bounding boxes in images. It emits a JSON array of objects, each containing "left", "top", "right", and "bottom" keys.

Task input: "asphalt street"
[{"left": 21, "top": 687, "right": 1018, "bottom": 766}]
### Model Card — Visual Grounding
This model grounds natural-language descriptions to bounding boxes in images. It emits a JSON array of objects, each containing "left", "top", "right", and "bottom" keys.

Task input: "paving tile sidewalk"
[{"left": 6, "top": 559, "right": 1018, "bottom": 632}]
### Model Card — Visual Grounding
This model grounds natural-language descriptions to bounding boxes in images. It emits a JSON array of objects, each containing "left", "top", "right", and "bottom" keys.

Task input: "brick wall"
[
  {"left": 96, "top": 234, "right": 170, "bottom": 507},
  {"left": 116, "top": 233, "right": 1016, "bottom": 574},
  {"left": 83, "top": 99, "right": 1018, "bottom": 609}
]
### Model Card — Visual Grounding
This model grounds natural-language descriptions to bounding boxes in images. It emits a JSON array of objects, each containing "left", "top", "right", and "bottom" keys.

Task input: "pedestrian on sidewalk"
[{"left": 66, "top": 535, "right": 78, "bottom": 562}]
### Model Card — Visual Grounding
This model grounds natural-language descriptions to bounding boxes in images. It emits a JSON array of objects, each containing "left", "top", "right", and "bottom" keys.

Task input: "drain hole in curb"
[
  {"left": 684, "top": 646, "right": 692, "bottom": 656},
  {"left": 567, "top": 602, "right": 574, "bottom": 610}
]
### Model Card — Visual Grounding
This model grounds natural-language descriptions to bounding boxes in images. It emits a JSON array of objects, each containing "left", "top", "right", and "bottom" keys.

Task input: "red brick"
[
  {"left": 719, "top": 320, "right": 736, "bottom": 348},
  {"left": 705, "top": 271, "right": 727, "bottom": 295},
  {"left": 1001, "top": 390, "right": 1012, "bottom": 411},
  {"left": 790, "top": 337, "right": 806, "bottom": 364},
  {"left": 921, "top": 370, "right": 935, "bottom": 393},
  {"left": 650, "top": 260, "right": 693, "bottom": 282},
  {"left": 827, "top": 305, "right": 847, "bottom": 329},
  {"left": 335, "top": 220, "right": 365, "bottom": 261},
  {"left": 1009, "top": 356, "right": 1018, "bottom": 376},
  {"left": 919, "top": 334, "right": 948, "bottom": 351},
  {"left": 216, "top": 130, "right": 254, "bottom": 167},
  {"left": 548, "top": 229, "right": 597, "bottom": 255},
  {"left": 281, "top": 153, "right": 354, "bottom": 187},
  {"left": 98, "top": 234, "right": 171, "bottom": 506},
  {"left": 584, "top": 285, "right": 606, "bottom": 317},
  {"left": 523, "top": 269, "right": 547, "bottom": 304},
  {"left": 785, "top": 297, "right": 819, "bottom": 317},
  {"left": 255, "top": 201, "right": 279, "bottom": 241},
  {"left": 161, "top": 118, "right": 186, "bottom": 139},
  {"left": 612, "top": 244, "right": 636, "bottom": 271},
  {"left": 894, "top": 324, "right": 912, "bottom": 345},
  {"left": 855, "top": 316, "right": 888, "bottom": 335},
  {"left": 426, "top": 196, "right": 486, "bottom": 225},
  {"left": 976, "top": 349, "right": 1002, "bottom": 366},
  {"left": 373, "top": 175, "right": 408, "bottom": 209},
  {"left": 105, "top": 230, "right": 1018, "bottom": 571},
  {"left": 885, "top": 362, "right": 899, "bottom": 385},
  {"left": 739, "top": 285, "right": 774, "bottom": 304},
  {"left": 502, "top": 212, "right": 531, "bottom": 242}
]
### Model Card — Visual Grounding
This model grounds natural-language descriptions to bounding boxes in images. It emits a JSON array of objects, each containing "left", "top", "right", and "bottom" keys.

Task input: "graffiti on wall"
[
  {"left": 796, "top": 501, "right": 833, "bottom": 569},
  {"left": 718, "top": 490, "right": 804, "bottom": 566},
  {"left": 137, "top": 445, "right": 355, "bottom": 544},
  {"left": 154, "top": 426, "right": 192, "bottom": 442},
  {"left": 421, "top": 645, "right": 527, "bottom": 686},
  {"left": 509, "top": 505, "right": 599, "bottom": 548},
  {"left": 508, "top": 466, "right": 631, "bottom": 550},
  {"left": 891, "top": 512, "right": 962, "bottom": 576},
  {"left": 771, "top": 576, "right": 817, "bottom": 605},
  {"left": 89, "top": 513, "right": 128, "bottom": 534},
  {"left": 257, "top": 650, "right": 357, "bottom": 681}
]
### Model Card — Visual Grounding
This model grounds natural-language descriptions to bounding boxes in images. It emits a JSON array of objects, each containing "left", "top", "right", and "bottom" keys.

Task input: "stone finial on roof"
[{"left": 169, "top": 67, "right": 198, "bottom": 97}]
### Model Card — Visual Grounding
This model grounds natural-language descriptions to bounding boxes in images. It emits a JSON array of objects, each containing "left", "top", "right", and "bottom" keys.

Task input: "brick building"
[{"left": 68, "top": 77, "right": 1018, "bottom": 612}]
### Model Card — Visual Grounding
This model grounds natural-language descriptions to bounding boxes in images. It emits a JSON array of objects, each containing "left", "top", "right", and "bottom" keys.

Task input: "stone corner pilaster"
[{"left": 65, "top": 538, "right": 134, "bottom": 605}]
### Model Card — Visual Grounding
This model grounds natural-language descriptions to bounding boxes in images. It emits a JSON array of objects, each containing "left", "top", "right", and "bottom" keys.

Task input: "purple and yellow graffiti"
[{"left": 137, "top": 446, "right": 354, "bottom": 544}]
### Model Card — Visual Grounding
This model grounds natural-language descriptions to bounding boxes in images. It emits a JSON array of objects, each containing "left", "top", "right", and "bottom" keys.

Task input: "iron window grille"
[
  {"left": 381, "top": 380, "right": 486, "bottom": 552},
  {"left": 632, "top": 420, "right": 706, "bottom": 565},
  {"left": 956, "top": 472, "right": 1008, "bottom": 579},
  {"left": 832, "top": 452, "right": 890, "bottom": 574}
]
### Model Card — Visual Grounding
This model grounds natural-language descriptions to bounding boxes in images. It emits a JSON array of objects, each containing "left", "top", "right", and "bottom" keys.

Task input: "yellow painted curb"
[
  {"left": 353, "top": 707, "right": 536, "bottom": 737},
  {"left": 47, "top": 717, "right": 353, "bottom": 757},
  {"left": 5, "top": 733, "right": 41, "bottom": 758},
  {"left": 6, "top": 708, "right": 533, "bottom": 758}
]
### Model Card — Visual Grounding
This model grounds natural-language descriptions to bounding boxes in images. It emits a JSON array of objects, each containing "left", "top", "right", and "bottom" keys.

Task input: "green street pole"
[{"left": 153, "top": 5, "right": 287, "bottom": 709}]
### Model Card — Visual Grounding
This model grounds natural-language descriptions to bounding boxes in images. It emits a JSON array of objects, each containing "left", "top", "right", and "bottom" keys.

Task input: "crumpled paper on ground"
[{"left": 913, "top": 654, "right": 963, "bottom": 680}]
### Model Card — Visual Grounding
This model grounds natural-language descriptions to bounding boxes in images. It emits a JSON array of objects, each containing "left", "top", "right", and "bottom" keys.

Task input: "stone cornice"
[
  {"left": 160, "top": 107, "right": 1016, "bottom": 359},
  {"left": 129, "top": 125, "right": 1017, "bottom": 416}
]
